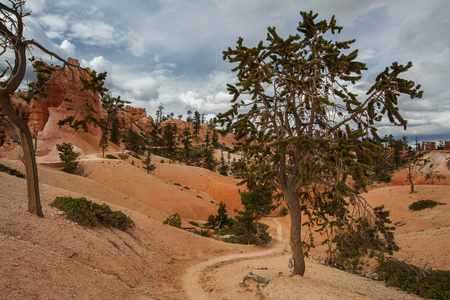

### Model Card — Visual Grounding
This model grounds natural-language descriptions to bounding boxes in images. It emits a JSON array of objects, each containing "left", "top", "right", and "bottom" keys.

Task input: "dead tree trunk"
[
  {"left": 0, "top": 96, "right": 43, "bottom": 217},
  {"left": 0, "top": 3, "right": 45, "bottom": 216}
]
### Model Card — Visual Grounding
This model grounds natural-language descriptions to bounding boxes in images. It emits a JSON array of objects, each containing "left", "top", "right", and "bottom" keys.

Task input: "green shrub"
[
  {"left": 409, "top": 200, "right": 444, "bottom": 211},
  {"left": 222, "top": 222, "right": 272, "bottom": 246},
  {"left": 163, "top": 213, "right": 182, "bottom": 228},
  {"left": 195, "top": 229, "right": 209, "bottom": 237},
  {"left": 0, "top": 163, "right": 25, "bottom": 178},
  {"left": 50, "top": 196, "right": 135, "bottom": 231},
  {"left": 105, "top": 154, "right": 118, "bottom": 159},
  {"left": 188, "top": 221, "right": 199, "bottom": 227},
  {"left": 377, "top": 257, "right": 450, "bottom": 299}
]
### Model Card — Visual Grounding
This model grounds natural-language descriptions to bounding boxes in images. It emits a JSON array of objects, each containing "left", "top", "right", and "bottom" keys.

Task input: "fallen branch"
[{"left": 240, "top": 272, "right": 271, "bottom": 287}]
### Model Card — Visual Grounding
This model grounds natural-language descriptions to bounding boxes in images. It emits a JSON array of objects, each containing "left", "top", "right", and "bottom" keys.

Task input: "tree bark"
[
  {"left": 285, "top": 190, "right": 305, "bottom": 276},
  {"left": 1, "top": 95, "right": 43, "bottom": 217}
]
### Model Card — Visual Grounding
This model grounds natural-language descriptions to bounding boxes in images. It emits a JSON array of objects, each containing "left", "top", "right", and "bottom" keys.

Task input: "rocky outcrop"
[
  {"left": 0, "top": 58, "right": 106, "bottom": 158},
  {"left": 116, "top": 106, "right": 153, "bottom": 132}
]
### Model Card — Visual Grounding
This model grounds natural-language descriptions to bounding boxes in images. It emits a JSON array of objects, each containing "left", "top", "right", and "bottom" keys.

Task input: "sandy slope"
[
  {"left": 0, "top": 150, "right": 449, "bottom": 299},
  {"left": 152, "top": 162, "right": 244, "bottom": 214},
  {"left": 0, "top": 160, "right": 251, "bottom": 299}
]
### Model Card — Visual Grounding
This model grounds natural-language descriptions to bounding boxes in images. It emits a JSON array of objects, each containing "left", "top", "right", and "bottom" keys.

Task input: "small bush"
[
  {"left": 50, "top": 196, "right": 135, "bottom": 231},
  {"left": 188, "top": 221, "right": 199, "bottom": 227},
  {"left": 409, "top": 200, "right": 444, "bottom": 211},
  {"left": 377, "top": 257, "right": 450, "bottom": 299},
  {"left": 195, "top": 229, "right": 209, "bottom": 237},
  {"left": 0, "top": 163, "right": 25, "bottom": 178},
  {"left": 163, "top": 213, "right": 182, "bottom": 228},
  {"left": 105, "top": 154, "right": 118, "bottom": 159}
]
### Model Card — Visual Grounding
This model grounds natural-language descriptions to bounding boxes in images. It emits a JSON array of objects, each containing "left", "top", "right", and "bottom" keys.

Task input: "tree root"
[{"left": 239, "top": 272, "right": 271, "bottom": 299}]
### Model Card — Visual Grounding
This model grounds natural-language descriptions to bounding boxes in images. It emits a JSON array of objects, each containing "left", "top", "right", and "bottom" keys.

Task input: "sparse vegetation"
[
  {"left": 424, "top": 171, "right": 446, "bottom": 185},
  {"left": 0, "top": 163, "right": 25, "bottom": 178},
  {"left": 50, "top": 196, "right": 135, "bottom": 231},
  {"left": 163, "top": 213, "right": 182, "bottom": 228},
  {"left": 377, "top": 257, "right": 450, "bottom": 299},
  {"left": 105, "top": 154, "right": 118, "bottom": 159},
  {"left": 409, "top": 200, "right": 445, "bottom": 211}
]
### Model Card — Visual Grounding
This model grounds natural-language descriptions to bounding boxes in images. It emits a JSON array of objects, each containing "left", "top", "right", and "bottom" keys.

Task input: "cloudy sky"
[{"left": 11, "top": 0, "right": 450, "bottom": 143}]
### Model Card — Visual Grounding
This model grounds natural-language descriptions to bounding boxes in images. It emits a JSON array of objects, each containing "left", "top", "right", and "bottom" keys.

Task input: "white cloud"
[
  {"left": 37, "top": 14, "right": 68, "bottom": 39},
  {"left": 24, "top": 0, "right": 46, "bottom": 13},
  {"left": 81, "top": 56, "right": 112, "bottom": 74},
  {"left": 70, "top": 21, "right": 115, "bottom": 46},
  {"left": 111, "top": 72, "right": 161, "bottom": 104},
  {"left": 58, "top": 40, "right": 76, "bottom": 58}
]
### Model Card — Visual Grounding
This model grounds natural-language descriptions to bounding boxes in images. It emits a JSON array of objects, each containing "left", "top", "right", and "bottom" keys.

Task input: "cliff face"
[{"left": 116, "top": 106, "right": 154, "bottom": 132}]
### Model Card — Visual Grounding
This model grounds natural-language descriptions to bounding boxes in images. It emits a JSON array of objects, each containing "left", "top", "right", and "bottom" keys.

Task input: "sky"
[{"left": 6, "top": 0, "right": 450, "bottom": 144}]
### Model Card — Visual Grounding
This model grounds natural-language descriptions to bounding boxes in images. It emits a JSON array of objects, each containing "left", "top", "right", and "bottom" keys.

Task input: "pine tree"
[
  {"left": 218, "top": 11, "right": 422, "bottom": 275},
  {"left": 193, "top": 110, "right": 201, "bottom": 136}
]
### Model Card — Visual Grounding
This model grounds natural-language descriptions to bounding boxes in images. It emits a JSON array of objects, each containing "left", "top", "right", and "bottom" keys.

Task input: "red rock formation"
[
  {"left": 0, "top": 58, "right": 108, "bottom": 158},
  {"left": 115, "top": 105, "right": 153, "bottom": 131}
]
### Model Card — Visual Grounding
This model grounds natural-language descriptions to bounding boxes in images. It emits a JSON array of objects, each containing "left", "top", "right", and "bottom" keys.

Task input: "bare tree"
[{"left": 0, "top": 1, "right": 86, "bottom": 216}]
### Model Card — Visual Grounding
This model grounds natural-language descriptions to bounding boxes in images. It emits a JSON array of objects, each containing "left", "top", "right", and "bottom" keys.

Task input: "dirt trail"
[
  {"left": 182, "top": 219, "right": 288, "bottom": 300},
  {"left": 181, "top": 219, "right": 422, "bottom": 300}
]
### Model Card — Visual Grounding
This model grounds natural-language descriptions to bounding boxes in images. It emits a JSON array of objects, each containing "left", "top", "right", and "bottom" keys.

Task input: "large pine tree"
[{"left": 219, "top": 11, "right": 422, "bottom": 275}]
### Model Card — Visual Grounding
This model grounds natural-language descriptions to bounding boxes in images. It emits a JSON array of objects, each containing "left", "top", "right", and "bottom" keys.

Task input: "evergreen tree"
[
  {"left": 110, "top": 121, "right": 121, "bottom": 145},
  {"left": 156, "top": 105, "right": 164, "bottom": 124},
  {"left": 142, "top": 151, "right": 156, "bottom": 174},
  {"left": 186, "top": 109, "right": 192, "bottom": 123},
  {"left": 193, "top": 110, "right": 201, "bottom": 136},
  {"left": 218, "top": 11, "right": 422, "bottom": 275},
  {"left": 149, "top": 120, "right": 162, "bottom": 155},
  {"left": 56, "top": 142, "right": 81, "bottom": 174},
  {"left": 218, "top": 150, "right": 229, "bottom": 176},
  {"left": 123, "top": 128, "right": 144, "bottom": 155},
  {"left": 237, "top": 184, "right": 279, "bottom": 237},
  {"left": 212, "top": 130, "right": 219, "bottom": 148},
  {"left": 162, "top": 122, "right": 177, "bottom": 155},
  {"left": 98, "top": 94, "right": 129, "bottom": 157},
  {"left": 181, "top": 127, "right": 192, "bottom": 164}
]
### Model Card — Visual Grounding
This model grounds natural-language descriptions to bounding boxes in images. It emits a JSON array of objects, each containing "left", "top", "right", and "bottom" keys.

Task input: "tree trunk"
[
  {"left": 255, "top": 217, "right": 261, "bottom": 237},
  {"left": 408, "top": 165, "right": 415, "bottom": 193},
  {"left": 1, "top": 96, "right": 43, "bottom": 217},
  {"left": 285, "top": 190, "right": 305, "bottom": 276}
]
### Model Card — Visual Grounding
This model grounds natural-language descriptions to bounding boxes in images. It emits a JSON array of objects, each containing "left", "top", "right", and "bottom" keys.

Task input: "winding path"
[{"left": 182, "top": 218, "right": 288, "bottom": 300}]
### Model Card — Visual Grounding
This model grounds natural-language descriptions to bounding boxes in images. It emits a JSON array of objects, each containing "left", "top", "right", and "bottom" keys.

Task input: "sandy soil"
[{"left": 1, "top": 150, "right": 449, "bottom": 299}]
